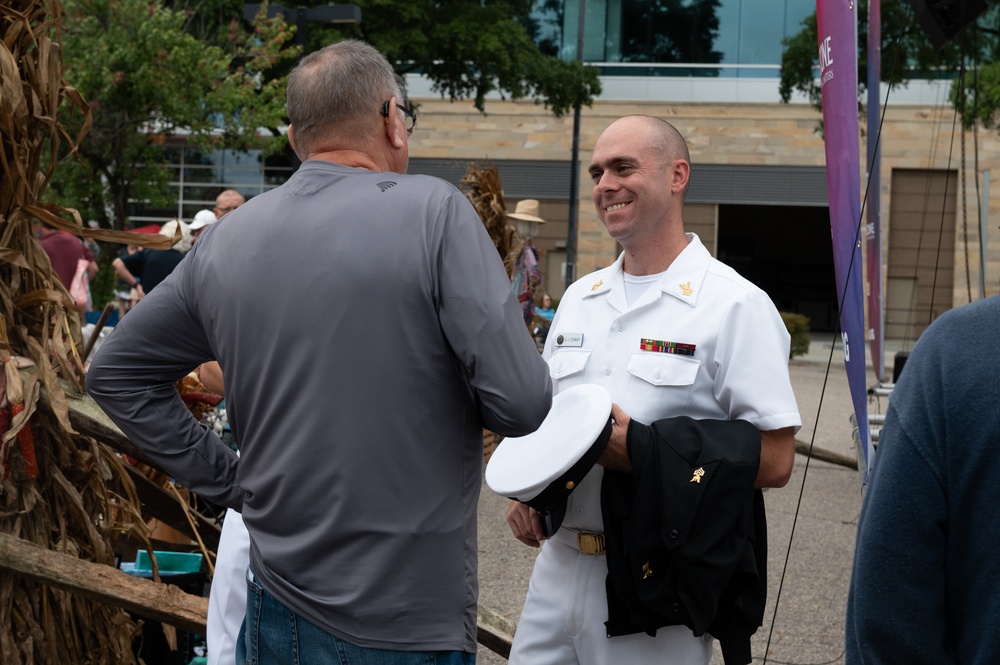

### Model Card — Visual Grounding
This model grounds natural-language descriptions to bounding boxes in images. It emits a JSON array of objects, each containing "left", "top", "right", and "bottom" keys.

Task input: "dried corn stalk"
[
  {"left": 1, "top": 1, "right": 151, "bottom": 662},
  {"left": 461, "top": 162, "right": 519, "bottom": 277}
]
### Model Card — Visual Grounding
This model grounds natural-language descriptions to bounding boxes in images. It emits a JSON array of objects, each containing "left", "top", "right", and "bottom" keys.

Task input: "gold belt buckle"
[{"left": 577, "top": 532, "right": 605, "bottom": 555}]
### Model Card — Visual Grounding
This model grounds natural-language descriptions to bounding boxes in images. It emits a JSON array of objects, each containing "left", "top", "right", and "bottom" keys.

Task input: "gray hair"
[{"left": 286, "top": 39, "right": 404, "bottom": 156}]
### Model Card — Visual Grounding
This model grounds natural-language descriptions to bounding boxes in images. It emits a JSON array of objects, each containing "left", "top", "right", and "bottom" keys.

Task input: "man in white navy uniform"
[{"left": 506, "top": 115, "right": 802, "bottom": 664}]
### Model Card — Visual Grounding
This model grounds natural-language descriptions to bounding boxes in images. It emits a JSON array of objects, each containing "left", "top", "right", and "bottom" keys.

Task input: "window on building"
[
  {"left": 528, "top": 0, "right": 815, "bottom": 77},
  {"left": 127, "top": 143, "right": 296, "bottom": 224}
]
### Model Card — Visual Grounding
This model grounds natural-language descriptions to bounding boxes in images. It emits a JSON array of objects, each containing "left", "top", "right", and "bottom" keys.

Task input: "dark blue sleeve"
[{"left": 846, "top": 334, "right": 952, "bottom": 664}]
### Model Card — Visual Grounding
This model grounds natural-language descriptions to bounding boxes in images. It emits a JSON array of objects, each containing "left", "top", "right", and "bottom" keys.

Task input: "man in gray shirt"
[{"left": 87, "top": 39, "right": 552, "bottom": 664}]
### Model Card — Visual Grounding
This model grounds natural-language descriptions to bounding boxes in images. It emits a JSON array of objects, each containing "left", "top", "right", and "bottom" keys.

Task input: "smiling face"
[{"left": 588, "top": 116, "right": 690, "bottom": 250}]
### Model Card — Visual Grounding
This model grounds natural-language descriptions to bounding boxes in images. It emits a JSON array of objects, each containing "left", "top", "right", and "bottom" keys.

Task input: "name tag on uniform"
[{"left": 554, "top": 333, "right": 584, "bottom": 347}]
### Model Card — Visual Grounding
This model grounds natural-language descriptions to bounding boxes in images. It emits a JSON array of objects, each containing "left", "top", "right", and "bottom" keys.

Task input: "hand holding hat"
[
  {"left": 503, "top": 400, "right": 632, "bottom": 547},
  {"left": 486, "top": 384, "right": 613, "bottom": 538},
  {"left": 600, "top": 403, "right": 632, "bottom": 473}
]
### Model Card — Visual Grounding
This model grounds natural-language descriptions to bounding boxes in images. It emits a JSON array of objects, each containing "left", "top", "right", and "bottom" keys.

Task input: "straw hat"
[
  {"left": 507, "top": 199, "right": 547, "bottom": 224},
  {"left": 159, "top": 219, "right": 193, "bottom": 254}
]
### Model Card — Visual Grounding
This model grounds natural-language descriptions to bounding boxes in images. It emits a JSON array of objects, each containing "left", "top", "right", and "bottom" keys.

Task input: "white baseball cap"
[
  {"left": 190, "top": 209, "right": 217, "bottom": 231},
  {"left": 485, "top": 383, "right": 613, "bottom": 536}
]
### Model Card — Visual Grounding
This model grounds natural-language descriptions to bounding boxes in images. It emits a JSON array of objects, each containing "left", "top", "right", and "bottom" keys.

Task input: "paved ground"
[{"left": 475, "top": 333, "right": 903, "bottom": 664}]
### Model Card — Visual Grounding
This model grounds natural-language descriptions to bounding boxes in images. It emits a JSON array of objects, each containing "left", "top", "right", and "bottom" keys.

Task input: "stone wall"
[{"left": 407, "top": 95, "right": 1000, "bottom": 310}]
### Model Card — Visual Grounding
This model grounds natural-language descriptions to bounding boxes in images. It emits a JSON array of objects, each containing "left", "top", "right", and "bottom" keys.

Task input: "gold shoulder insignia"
[
  {"left": 680, "top": 282, "right": 694, "bottom": 296},
  {"left": 690, "top": 467, "right": 705, "bottom": 483}
]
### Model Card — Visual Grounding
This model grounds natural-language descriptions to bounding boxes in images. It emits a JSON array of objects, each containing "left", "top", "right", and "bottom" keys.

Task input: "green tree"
[
  {"left": 313, "top": 0, "right": 602, "bottom": 116},
  {"left": 51, "top": 0, "right": 603, "bottom": 229},
  {"left": 779, "top": 1, "right": 1000, "bottom": 129},
  {"left": 50, "top": 0, "right": 299, "bottom": 228}
]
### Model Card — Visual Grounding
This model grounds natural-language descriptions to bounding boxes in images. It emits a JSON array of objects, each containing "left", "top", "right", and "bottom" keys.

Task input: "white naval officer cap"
[{"left": 485, "top": 384, "right": 613, "bottom": 537}]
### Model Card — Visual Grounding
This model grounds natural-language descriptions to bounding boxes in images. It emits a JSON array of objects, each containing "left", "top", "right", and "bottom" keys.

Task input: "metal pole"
[
  {"left": 866, "top": 0, "right": 884, "bottom": 381},
  {"left": 565, "top": 0, "right": 586, "bottom": 290},
  {"left": 981, "top": 169, "right": 990, "bottom": 298},
  {"left": 296, "top": 6, "right": 308, "bottom": 47}
]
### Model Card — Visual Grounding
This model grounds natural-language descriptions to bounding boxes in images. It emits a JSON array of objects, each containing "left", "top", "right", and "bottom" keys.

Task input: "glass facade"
[
  {"left": 131, "top": 1, "right": 819, "bottom": 224},
  {"left": 528, "top": 0, "right": 814, "bottom": 76},
  {"left": 128, "top": 143, "right": 295, "bottom": 224}
]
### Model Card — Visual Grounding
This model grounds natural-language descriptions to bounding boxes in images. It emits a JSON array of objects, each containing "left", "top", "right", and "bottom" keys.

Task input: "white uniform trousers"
[
  {"left": 509, "top": 528, "right": 713, "bottom": 665},
  {"left": 207, "top": 508, "right": 251, "bottom": 665}
]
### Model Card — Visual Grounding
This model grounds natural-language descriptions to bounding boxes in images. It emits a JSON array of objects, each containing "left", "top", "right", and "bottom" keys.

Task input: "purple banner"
[
  {"left": 817, "top": 0, "right": 873, "bottom": 485},
  {"left": 866, "top": 0, "right": 885, "bottom": 383}
]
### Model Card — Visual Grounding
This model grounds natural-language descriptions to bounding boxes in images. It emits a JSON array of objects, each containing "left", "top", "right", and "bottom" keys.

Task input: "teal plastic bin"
[{"left": 134, "top": 550, "right": 203, "bottom": 573}]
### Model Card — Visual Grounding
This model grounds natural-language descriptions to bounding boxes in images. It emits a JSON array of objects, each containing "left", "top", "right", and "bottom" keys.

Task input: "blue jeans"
[{"left": 236, "top": 569, "right": 475, "bottom": 665}]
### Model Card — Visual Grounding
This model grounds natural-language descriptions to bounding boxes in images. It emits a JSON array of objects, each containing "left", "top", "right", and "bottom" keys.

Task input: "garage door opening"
[{"left": 717, "top": 204, "right": 839, "bottom": 332}]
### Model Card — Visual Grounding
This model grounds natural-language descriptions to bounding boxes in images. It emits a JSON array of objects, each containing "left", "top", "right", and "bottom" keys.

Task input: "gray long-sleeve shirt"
[{"left": 87, "top": 161, "right": 552, "bottom": 652}]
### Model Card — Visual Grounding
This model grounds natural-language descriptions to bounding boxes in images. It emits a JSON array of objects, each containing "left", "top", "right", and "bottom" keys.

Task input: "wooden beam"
[
  {"left": 794, "top": 438, "right": 858, "bottom": 470},
  {"left": 33, "top": 369, "right": 518, "bottom": 656},
  {"left": 477, "top": 603, "right": 516, "bottom": 659},
  {"left": 35, "top": 371, "right": 222, "bottom": 551},
  {"left": 0, "top": 530, "right": 518, "bottom": 656},
  {"left": 0, "top": 532, "right": 208, "bottom": 635}
]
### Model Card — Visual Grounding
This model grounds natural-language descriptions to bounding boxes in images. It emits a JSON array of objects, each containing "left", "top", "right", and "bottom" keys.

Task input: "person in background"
[
  {"left": 214, "top": 190, "right": 245, "bottom": 219},
  {"left": 87, "top": 39, "right": 551, "bottom": 665},
  {"left": 114, "top": 244, "right": 140, "bottom": 319},
  {"left": 111, "top": 219, "right": 191, "bottom": 298},
  {"left": 531, "top": 292, "right": 556, "bottom": 348},
  {"left": 38, "top": 225, "right": 98, "bottom": 289},
  {"left": 190, "top": 209, "right": 219, "bottom": 240},
  {"left": 846, "top": 295, "right": 1000, "bottom": 664},
  {"left": 535, "top": 292, "right": 555, "bottom": 320},
  {"left": 506, "top": 115, "right": 800, "bottom": 665}
]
